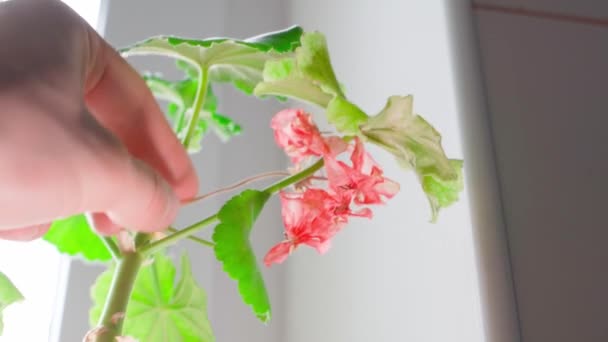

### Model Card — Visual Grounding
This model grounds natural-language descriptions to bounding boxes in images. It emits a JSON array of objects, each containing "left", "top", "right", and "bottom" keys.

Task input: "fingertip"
[
  {"left": 106, "top": 158, "right": 180, "bottom": 233},
  {"left": 0, "top": 223, "right": 51, "bottom": 241},
  {"left": 175, "top": 166, "right": 199, "bottom": 202},
  {"left": 88, "top": 212, "right": 121, "bottom": 236}
]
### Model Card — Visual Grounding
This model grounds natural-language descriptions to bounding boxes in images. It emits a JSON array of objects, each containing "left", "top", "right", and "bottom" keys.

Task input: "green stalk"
[
  {"left": 100, "top": 236, "right": 120, "bottom": 261},
  {"left": 183, "top": 67, "right": 209, "bottom": 149},
  {"left": 140, "top": 214, "right": 219, "bottom": 256},
  {"left": 263, "top": 158, "right": 324, "bottom": 194},
  {"left": 93, "top": 251, "right": 144, "bottom": 342},
  {"left": 168, "top": 227, "right": 215, "bottom": 247}
]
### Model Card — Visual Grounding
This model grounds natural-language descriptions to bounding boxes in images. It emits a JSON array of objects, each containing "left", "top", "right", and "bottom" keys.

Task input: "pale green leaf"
[
  {"left": 361, "top": 95, "right": 456, "bottom": 179},
  {"left": 296, "top": 32, "right": 343, "bottom": 97},
  {"left": 254, "top": 58, "right": 333, "bottom": 107},
  {"left": 44, "top": 214, "right": 112, "bottom": 262},
  {"left": 90, "top": 254, "right": 214, "bottom": 342},
  {"left": 253, "top": 32, "right": 344, "bottom": 107},
  {"left": 326, "top": 96, "right": 369, "bottom": 135},
  {"left": 212, "top": 190, "right": 271, "bottom": 322},
  {"left": 361, "top": 95, "right": 462, "bottom": 220},
  {"left": 422, "top": 159, "right": 464, "bottom": 222},
  {"left": 0, "top": 272, "right": 24, "bottom": 335}
]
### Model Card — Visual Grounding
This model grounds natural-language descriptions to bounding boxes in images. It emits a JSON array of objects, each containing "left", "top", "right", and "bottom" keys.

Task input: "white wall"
[{"left": 284, "top": 1, "right": 496, "bottom": 341}]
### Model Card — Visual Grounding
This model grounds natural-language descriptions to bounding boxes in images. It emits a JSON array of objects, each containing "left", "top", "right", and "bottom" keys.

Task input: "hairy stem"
[{"left": 183, "top": 66, "right": 209, "bottom": 148}]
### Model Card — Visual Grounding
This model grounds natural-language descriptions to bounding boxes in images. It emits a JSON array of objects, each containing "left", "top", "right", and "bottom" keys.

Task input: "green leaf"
[
  {"left": 254, "top": 32, "right": 344, "bottom": 107},
  {"left": 361, "top": 95, "right": 462, "bottom": 220},
  {"left": 254, "top": 58, "right": 333, "bottom": 107},
  {"left": 296, "top": 32, "right": 343, "bottom": 97},
  {"left": 211, "top": 113, "right": 242, "bottom": 142},
  {"left": 422, "top": 159, "right": 464, "bottom": 222},
  {"left": 145, "top": 75, "right": 240, "bottom": 151},
  {"left": 90, "top": 254, "right": 214, "bottom": 342},
  {"left": 326, "top": 96, "right": 369, "bottom": 135},
  {"left": 361, "top": 96, "right": 456, "bottom": 179},
  {"left": 44, "top": 214, "right": 112, "bottom": 262},
  {"left": 122, "top": 26, "right": 303, "bottom": 97},
  {"left": 0, "top": 272, "right": 24, "bottom": 335},
  {"left": 212, "top": 189, "right": 271, "bottom": 322}
]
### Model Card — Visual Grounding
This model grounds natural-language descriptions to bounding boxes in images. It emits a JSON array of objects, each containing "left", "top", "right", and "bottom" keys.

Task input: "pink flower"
[
  {"left": 271, "top": 109, "right": 347, "bottom": 164},
  {"left": 271, "top": 109, "right": 327, "bottom": 164},
  {"left": 325, "top": 138, "right": 400, "bottom": 205},
  {"left": 264, "top": 191, "right": 346, "bottom": 266},
  {"left": 265, "top": 111, "right": 400, "bottom": 267}
]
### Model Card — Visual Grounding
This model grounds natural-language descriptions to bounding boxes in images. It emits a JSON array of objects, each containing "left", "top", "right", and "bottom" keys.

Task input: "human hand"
[{"left": 0, "top": 0, "right": 198, "bottom": 240}]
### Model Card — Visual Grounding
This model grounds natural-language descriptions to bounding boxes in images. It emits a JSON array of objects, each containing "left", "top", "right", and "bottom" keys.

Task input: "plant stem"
[
  {"left": 183, "top": 67, "right": 209, "bottom": 148},
  {"left": 168, "top": 227, "right": 215, "bottom": 247},
  {"left": 185, "top": 171, "right": 291, "bottom": 204},
  {"left": 140, "top": 214, "right": 219, "bottom": 256},
  {"left": 94, "top": 251, "right": 144, "bottom": 342},
  {"left": 263, "top": 158, "right": 325, "bottom": 194},
  {"left": 100, "top": 236, "right": 120, "bottom": 261}
]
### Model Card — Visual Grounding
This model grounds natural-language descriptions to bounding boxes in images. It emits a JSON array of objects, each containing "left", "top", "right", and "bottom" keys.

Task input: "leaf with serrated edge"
[
  {"left": 122, "top": 26, "right": 303, "bottom": 97},
  {"left": 0, "top": 272, "right": 24, "bottom": 335},
  {"left": 212, "top": 190, "right": 271, "bottom": 322},
  {"left": 361, "top": 95, "right": 456, "bottom": 180},
  {"left": 361, "top": 95, "right": 462, "bottom": 220},
  {"left": 254, "top": 32, "right": 344, "bottom": 107},
  {"left": 90, "top": 254, "right": 214, "bottom": 342},
  {"left": 44, "top": 214, "right": 112, "bottom": 262}
]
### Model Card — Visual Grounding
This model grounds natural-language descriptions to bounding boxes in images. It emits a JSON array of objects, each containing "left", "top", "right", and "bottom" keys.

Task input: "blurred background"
[{"left": 1, "top": 0, "right": 606, "bottom": 341}]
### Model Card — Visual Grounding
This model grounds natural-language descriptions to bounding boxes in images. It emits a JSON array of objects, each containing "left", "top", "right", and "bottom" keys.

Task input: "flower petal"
[{"left": 264, "top": 241, "right": 293, "bottom": 267}]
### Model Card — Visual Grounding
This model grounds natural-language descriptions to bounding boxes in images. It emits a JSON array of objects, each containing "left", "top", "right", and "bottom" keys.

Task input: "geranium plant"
[{"left": 0, "top": 26, "right": 463, "bottom": 341}]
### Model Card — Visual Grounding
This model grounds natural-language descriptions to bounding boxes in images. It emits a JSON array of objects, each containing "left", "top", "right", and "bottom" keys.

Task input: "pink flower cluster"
[{"left": 264, "top": 109, "right": 400, "bottom": 266}]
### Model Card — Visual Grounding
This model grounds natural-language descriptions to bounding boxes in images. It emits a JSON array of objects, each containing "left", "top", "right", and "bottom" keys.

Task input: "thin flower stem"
[
  {"left": 100, "top": 236, "right": 120, "bottom": 261},
  {"left": 168, "top": 227, "right": 215, "bottom": 247},
  {"left": 185, "top": 171, "right": 291, "bottom": 204},
  {"left": 264, "top": 159, "right": 325, "bottom": 194},
  {"left": 140, "top": 214, "right": 219, "bottom": 256}
]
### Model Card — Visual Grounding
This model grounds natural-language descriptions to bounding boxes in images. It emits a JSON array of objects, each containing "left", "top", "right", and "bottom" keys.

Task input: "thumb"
[{"left": 86, "top": 154, "right": 180, "bottom": 233}]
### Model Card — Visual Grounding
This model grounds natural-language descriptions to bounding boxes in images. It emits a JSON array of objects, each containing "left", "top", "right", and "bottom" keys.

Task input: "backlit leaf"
[
  {"left": 44, "top": 214, "right": 112, "bottom": 262},
  {"left": 0, "top": 272, "right": 24, "bottom": 335},
  {"left": 90, "top": 254, "right": 214, "bottom": 341}
]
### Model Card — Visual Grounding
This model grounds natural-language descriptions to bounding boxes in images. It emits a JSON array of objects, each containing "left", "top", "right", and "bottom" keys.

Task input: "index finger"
[{"left": 83, "top": 30, "right": 198, "bottom": 201}]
